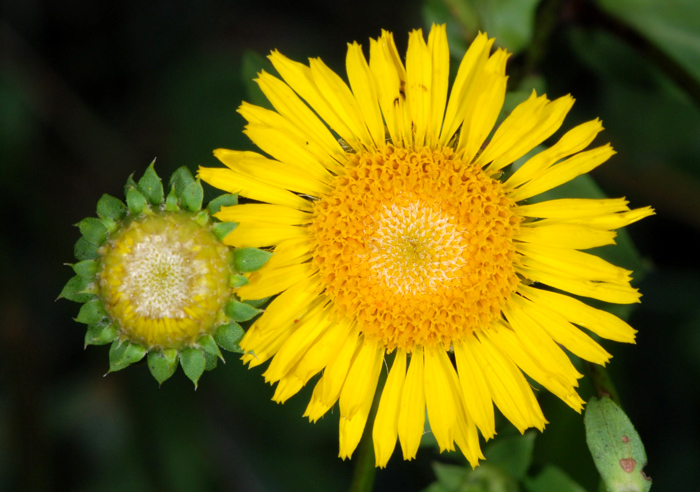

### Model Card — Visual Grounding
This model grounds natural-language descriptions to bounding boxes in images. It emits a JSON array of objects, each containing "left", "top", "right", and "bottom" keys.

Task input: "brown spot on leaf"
[
  {"left": 620, "top": 458, "right": 636, "bottom": 473},
  {"left": 622, "top": 435, "right": 630, "bottom": 443}
]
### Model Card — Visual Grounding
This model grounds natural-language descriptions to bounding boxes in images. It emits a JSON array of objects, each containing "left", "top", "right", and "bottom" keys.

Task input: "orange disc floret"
[{"left": 310, "top": 145, "right": 521, "bottom": 352}]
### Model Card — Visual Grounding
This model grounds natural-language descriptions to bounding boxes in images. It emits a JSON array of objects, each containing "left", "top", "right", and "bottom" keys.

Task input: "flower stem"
[{"left": 585, "top": 361, "right": 622, "bottom": 406}]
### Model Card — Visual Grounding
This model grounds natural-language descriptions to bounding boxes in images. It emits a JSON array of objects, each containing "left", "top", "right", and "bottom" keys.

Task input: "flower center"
[
  {"left": 310, "top": 145, "right": 521, "bottom": 352},
  {"left": 99, "top": 213, "right": 232, "bottom": 349}
]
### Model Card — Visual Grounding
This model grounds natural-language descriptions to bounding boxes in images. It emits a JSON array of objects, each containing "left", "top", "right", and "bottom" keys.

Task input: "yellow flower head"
[{"left": 199, "top": 25, "right": 653, "bottom": 467}]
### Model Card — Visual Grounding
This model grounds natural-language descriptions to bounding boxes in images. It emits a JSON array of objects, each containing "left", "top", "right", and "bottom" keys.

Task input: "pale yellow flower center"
[
  {"left": 99, "top": 213, "right": 232, "bottom": 349},
  {"left": 310, "top": 145, "right": 521, "bottom": 351}
]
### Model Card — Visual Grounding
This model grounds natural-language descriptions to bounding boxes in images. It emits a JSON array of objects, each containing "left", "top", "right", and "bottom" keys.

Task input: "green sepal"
[
  {"left": 137, "top": 161, "right": 164, "bottom": 206},
  {"left": 74, "top": 236, "right": 100, "bottom": 260},
  {"left": 76, "top": 299, "right": 108, "bottom": 324},
  {"left": 198, "top": 334, "right": 224, "bottom": 361},
  {"left": 230, "top": 274, "right": 249, "bottom": 288},
  {"left": 194, "top": 210, "right": 209, "bottom": 227},
  {"left": 147, "top": 349, "right": 179, "bottom": 385},
  {"left": 225, "top": 299, "right": 262, "bottom": 322},
  {"left": 243, "top": 296, "right": 271, "bottom": 308},
  {"left": 214, "top": 322, "right": 245, "bottom": 353},
  {"left": 169, "top": 167, "right": 203, "bottom": 212},
  {"left": 108, "top": 340, "right": 147, "bottom": 373},
  {"left": 169, "top": 167, "right": 196, "bottom": 198},
  {"left": 585, "top": 396, "right": 651, "bottom": 492},
  {"left": 73, "top": 259, "right": 99, "bottom": 278},
  {"left": 204, "top": 352, "right": 218, "bottom": 371},
  {"left": 77, "top": 217, "right": 109, "bottom": 245},
  {"left": 180, "top": 347, "right": 206, "bottom": 388},
  {"left": 100, "top": 217, "right": 118, "bottom": 234},
  {"left": 212, "top": 221, "right": 237, "bottom": 241},
  {"left": 165, "top": 185, "right": 179, "bottom": 212},
  {"left": 59, "top": 275, "right": 95, "bottom": 302},
  {"left": 126, "top": 185, "right": 148, "bottom": 216},
  {"left": 234, "top": 247, "right": 272, "bottom": 273},
  {"left": 181, "top": 179, "right": 204, "bottom": 212},
  {"left": 208, "top": 193, "right": 238, "bottom": 215},
  {"left": 84, "top": 322, "right": 118, "bottom": 346},
  {"left": 96, "top": 194, "right": 127, "bottom": 221}
]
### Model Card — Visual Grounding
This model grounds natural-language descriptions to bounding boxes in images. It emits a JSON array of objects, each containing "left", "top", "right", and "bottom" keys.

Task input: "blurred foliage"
[{"left": 1, "top": 0, "right": 699, "bottom": 491}]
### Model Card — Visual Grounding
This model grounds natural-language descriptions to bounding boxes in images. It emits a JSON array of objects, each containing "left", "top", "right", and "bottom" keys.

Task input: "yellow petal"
[
  {"left": 339, "top": 391, "right": 373, "bottom": 460},
  {"left": 398, "top": 348, "right": 425, "bottom": 460},
  {"left": 373, "top": 350, "right": 407, "bottom": 468},
  {"left": 346, "top": 42, "right": 385, "bottom": 147},
  {"left": 517, "top": 260, "right": 641, "bottom": 304},
  {"left": 263, "top": 302, "right": 330, "bottom": 383},
  {"left": 237, "top": 262, "right": 317, "bottom": 300},
  {"left": 427, "top": 24, "right": 449, "bottom": 145},
  {"left": 517, "top": 222, "right": 617, "bottom": 250},
  {"left": 369, "top": 30, "right": 407, "bottom": 145},
  {"left": 519, "top": 285, "right": 637, "bottom": 343},
  {"left": 472, "top": 333, "right": 547, "bottom": 432},
  {"left": 516, "top": 197, "right": 631, "bottom": 219},
  {"left": 268, "top": 50, "right": 359, "bottom": 149},
  {"left": 424, "top": 347, "right": 458, "bottom": 452},
  {"left": 272, "top": 376, "right": 304, "bottom": 403},
  {"left": 223, "top": 222, "right": 308, "bottom": 249},
  {"left": 214, "top": 148, "right": 329, "bottom": 197},
  {"left": 254, "top": 70, "right": 345, "bottom": 168},
  {"left": 509, "top": 144, "right": 616, "bottom": 201},
  {"left": 457, "top": 48, "right": 509, "bottom": 163},
  {"left": 440, "top": 32, "right": 494, "bottom": 146},
  {"left": 507, "top": 119, "right": 604, "bottom": 189},
  {"left": 339, "top": 338, "right": 383, "bottom": 420},
  {"left": 290, "top": 317, "right": 352, "bottom": 386},
  {"left": 405, "top": 28, "right": 431, "bottom": 147},
  {"left": 481, "top": 94, "right": 575, "bottom": 173},
  {"left": 513, "top": 294, "right": 612, "bottom": 365},
  {"left": 309, "top": 57, "right": 374, "bottom": 148},
  {"left": 216, "top": 204, "right": 312, "bottom": 226},
  {"left": 454, "top": 337, "right": 496, "bottom": 439}
]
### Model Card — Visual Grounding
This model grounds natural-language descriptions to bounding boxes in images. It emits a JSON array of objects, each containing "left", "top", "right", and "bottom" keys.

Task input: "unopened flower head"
[
  {"left": 199, "top": 25, "right": 653, "bottom": 466},
  {"left": 61, "top": 164, "right": 271, "bottom": 387}
]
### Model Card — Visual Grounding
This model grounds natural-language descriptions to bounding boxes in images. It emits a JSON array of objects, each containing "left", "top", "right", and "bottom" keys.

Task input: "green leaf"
[
  {"left": 431, "top": 462, "right": 469, "bottom": 491},
  {"left": 472, "top": 0, "right": 542, "bottom": 54},
  {"left": 198, "top": 334, "right": 224, "bottom": 361},
  {"left": 180, "top": 347, "right": 206, "bottom": 388},
  {"left": 126, "top": 185, "right": 147, "bottom": 215},
  {"left": 212, "top": 221, "right": 237, "bottom": 241},
  {"left": 147, "top": 349, "right": 179, "bottom": 385},
  {"left": 234, "top": 247, "right": 272, "bottom": 273},
  {"left": 585, "top": 396, "right": 651, "bottom": 492},
  {"left": 137, "top": 160, "right": 164, "bottom": 206},
  {"left": 484, "top": 431, "right": 536, "bottom": 480},
  {"left": 96, "top": 194, "right": 127, "bottom": 221},
  {"left": 84, "top": 322, "right": 118, "bottom": 346},
  {"left": 523, "top": 465, "right": 587, "bottom": 492},
  {"left": 108, "top": 340, "right": 147, "bottom": 372},
  {"left": 77, "top": 217, "right": 109, "bottom": 245},
  {"left": 422, "top": 0, "right": 476, "bottom": 57},
  {"left": 76, "top": 299, "right": 108, "bottom": 324},
  {"left": 597, "top": 0, "right": 700, "bottom": 85},
  {"left": 225, "top": 299, "right": 262, "bottom": 322},
  {"left": 181, "top": 179, "right": 204, "bottom": 212},
  {"left": 73, "top": 259, "right": 99, "bottom": 278},
  {"left": 214, "top": 322, "right": 245, "bottom": 353},
  {"left": 208, "top": 193, "right": 238, "bottom": 215},
  {"left": 59, "top": 275, "right": 94, "bottom": 302},
  {"left": 241, "top": 50, "right": 274, "bottom": 109},
  {"left": 74, "top": 236, "right": 100, "bottom": 260},
  {"left": 229, "top": 274, "right": 249, "bottom": 288}
]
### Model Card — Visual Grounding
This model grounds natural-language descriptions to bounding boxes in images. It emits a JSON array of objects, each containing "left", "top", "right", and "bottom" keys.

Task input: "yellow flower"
[{"left": 199, "top": 25, "right": 653, "bottom": 467}]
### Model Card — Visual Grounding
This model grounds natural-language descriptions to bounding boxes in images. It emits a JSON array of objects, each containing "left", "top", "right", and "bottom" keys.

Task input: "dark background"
[{"left": 2, "top": 0, "right": 699, "bottom": 490}]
